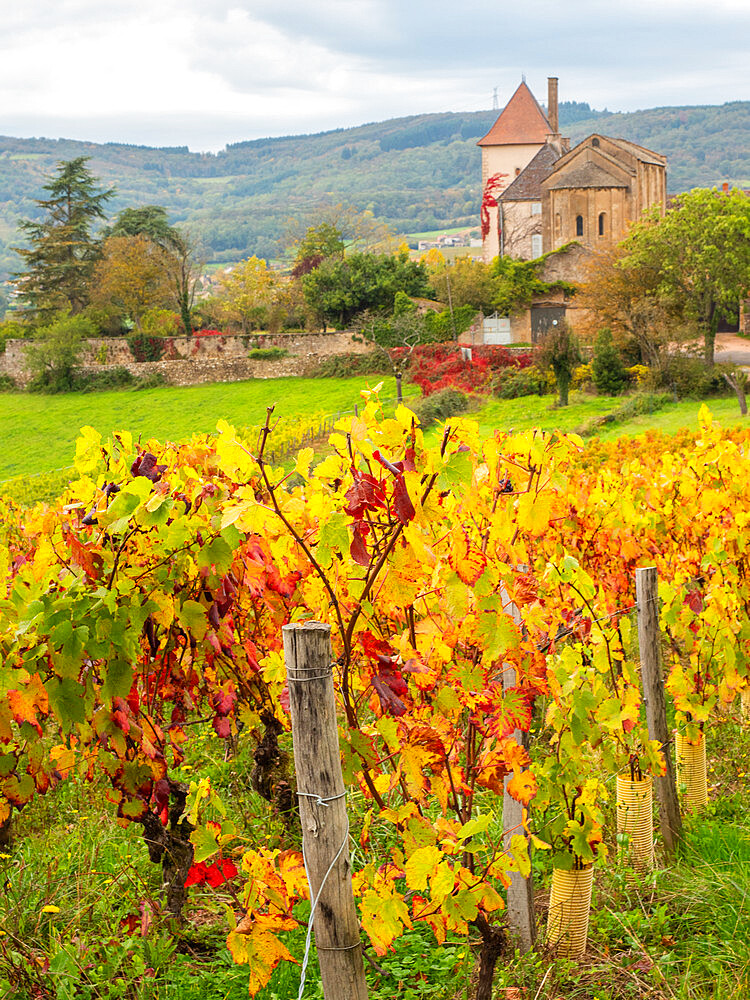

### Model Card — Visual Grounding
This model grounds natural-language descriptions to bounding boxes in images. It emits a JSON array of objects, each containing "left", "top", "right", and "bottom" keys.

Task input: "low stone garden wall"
[{"left": 1, "top": 330, "right": 369, "bottom": 387}]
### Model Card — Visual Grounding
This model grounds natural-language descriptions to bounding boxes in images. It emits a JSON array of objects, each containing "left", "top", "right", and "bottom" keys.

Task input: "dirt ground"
[{"left": 714, "top": 331, "right": 750, "bottom": 364}]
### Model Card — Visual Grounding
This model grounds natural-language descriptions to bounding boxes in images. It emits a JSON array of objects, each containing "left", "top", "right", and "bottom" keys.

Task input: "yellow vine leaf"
[{"left": 227, "top": 912, "right": 297, "bottom": 995}]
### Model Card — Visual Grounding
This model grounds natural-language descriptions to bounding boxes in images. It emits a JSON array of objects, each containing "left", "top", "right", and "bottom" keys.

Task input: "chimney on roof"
[{"left": 547, "top": 77, "right": 559, "bottom": 135}]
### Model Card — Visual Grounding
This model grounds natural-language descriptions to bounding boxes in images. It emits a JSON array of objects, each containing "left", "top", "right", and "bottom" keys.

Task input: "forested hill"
[{"left": 0, "top": 99, "right": 747, "bottom": 279}]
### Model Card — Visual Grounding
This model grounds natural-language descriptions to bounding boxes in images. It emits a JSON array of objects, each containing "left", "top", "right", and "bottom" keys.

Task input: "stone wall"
[{"left": 1, "top": 330, "right": 369, "bottom": 387}]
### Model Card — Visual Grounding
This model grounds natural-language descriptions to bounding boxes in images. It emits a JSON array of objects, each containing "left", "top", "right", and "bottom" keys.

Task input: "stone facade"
[
  {"left": 1, "top": 330, "right": 369, "bottom": 387},
  {"left": 479, "top": 77, "right": 666, "bottom": 343},
  {"left": 542, "top": 135, "right": 667, "bottom": 253}
]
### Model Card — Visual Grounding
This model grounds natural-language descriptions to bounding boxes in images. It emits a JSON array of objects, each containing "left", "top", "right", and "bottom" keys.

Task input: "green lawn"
[
  {"left": 2, "top": 380, "right": 747, "bottom": 484},
  {"left": 472, "top": 392, "right": 748, "bottom": 441},
  {"left": 0, "top": 376, "right": 414, "bottom": 479}
]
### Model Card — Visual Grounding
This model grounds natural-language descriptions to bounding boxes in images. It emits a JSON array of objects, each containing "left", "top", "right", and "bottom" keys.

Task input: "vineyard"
[{"left": 1, "top": 397, "right": 750, "bottom": 999}]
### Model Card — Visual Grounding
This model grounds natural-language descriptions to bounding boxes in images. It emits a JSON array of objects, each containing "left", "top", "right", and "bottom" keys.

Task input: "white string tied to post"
[
  {"left": 287, "top": 664, "right": 361, "bottom": 1000},
  {"left": 295, "top": 788, "right": 356, "bottom": 1000}
]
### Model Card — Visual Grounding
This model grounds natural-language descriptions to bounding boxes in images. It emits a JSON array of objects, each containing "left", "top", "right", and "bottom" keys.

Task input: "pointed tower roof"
[{"left": 477, "top": 81, "right": 551, "bottom": 147}]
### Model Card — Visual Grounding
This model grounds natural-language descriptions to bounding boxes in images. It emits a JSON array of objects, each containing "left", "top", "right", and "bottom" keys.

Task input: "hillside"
[{"left": 0, "top": 99, "right": 747, "bottom": 282}]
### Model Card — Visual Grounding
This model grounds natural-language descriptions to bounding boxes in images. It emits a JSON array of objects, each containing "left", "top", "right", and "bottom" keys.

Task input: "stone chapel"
[
  {"left": 477, "top": 78, "right": 667, "bottom": 340},
  {"left": 478, "top": 77, "right": 667, "bottom": 262}
]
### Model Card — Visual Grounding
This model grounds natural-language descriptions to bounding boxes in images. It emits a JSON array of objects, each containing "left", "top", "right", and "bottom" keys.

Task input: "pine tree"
[{"left": 12, "top": 157, "right": 114, "bottom": 319}]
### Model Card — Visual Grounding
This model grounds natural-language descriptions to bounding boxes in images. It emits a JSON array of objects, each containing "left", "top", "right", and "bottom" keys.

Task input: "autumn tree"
[
  {"left": 428, "top": 256, "right": 497, "bottom": 312},
  {"left": 577, "top": 245, "right": 677, "bottom": 366},
  {"left": 291, "top": 222, "right": 344, "bottom": 277},
  {"left": 619, "top": 187, "right": 750, "bottom": 366},
  {"left": 108, "top": 205, "right": 202, "bottom": 335},
  {"left": 12, "top": 157, "right": 114, "bottom": 319},
  {"left": 91, "top": 235, "right": 173, "bottom": 331},
  {"left": 219, "top": 256, "right": 278, "bottom": 333}
]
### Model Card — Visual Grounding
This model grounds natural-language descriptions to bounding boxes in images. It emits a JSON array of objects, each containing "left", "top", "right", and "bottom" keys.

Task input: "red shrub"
[{"left": 402, "top": 344, "right": 532, "bottom": 396}]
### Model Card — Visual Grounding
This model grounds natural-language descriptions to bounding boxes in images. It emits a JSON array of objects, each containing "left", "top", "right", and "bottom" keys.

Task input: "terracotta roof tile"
[
  {"left": 499, "top": 144, "right": 561, "bottom": 201},
  {"left": 477, "top": 82, "right": 551, "bottom": 147}
]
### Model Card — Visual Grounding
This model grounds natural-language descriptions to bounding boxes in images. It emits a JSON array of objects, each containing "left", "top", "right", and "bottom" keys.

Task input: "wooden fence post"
[
  {"left": 283, "top": 622, "right": 369, "bottom": 1000},
  {"left": 635, "top": 567, "right": 683, "bottom": 854},
  {"left": 500, "top": 591, "right": 536, "bottom": 952}
]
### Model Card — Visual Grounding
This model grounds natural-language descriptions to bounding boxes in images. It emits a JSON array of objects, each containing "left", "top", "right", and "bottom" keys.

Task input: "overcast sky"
[{"left": 1, "top": 0, "right": 748, "bottom": 152}]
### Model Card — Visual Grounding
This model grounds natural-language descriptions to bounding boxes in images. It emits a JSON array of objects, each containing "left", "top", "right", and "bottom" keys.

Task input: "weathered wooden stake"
[
  {"left": 635, "top": 567, "right": 683, "bottom": 854},
  {"left": 283, "top": 622, "right": 369, "bottom": 1000},
  {"left": 501, "top": 592, "right": 536, "bottom": 952}
]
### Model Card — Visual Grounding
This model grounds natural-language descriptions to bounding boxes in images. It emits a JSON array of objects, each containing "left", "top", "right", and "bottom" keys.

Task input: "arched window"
[
  {"left": 555, "top": 213, "right": 562, "bottom": 237},
  {"left": 576, "top": 215, "right": 584, "bottom": 237},
  {"left": 598, "top": 212, "right": 606, "bottom": 236}
]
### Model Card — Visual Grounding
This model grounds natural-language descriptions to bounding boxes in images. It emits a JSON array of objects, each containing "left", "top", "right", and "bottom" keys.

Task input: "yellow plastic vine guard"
[
  {"left": 740, "top": 688, "right": 750, "bottom": 721},
  {"left": 616, "top": 775, "right": 654, "bottom": 873},
  {"left": 547, "top": 864, "right": 594, "bottom": 958},
  {"left": 675, "top": 730, "right": 707, "bottom": 811}
]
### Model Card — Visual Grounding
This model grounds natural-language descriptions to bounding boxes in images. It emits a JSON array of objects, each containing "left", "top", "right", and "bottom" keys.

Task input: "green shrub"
[
  {"left": 247, "top": 347, "right": 289, "bottom": 361},
  {"left": 0, "top": 320, "right": 29, "bottom": 354},
  {"left": 0, "top": 374, "right": 16, "bottom": 392},
  {"left": 141, "top": 308, "right": 181, "bottom": 337},
  {"left": 306, "top": 351, "right": 393, "bottom": 378},
  {"left": 73, "top": 367, "right": 136, "bottom": 392},
  {"left": 648, "top": 355, "right": 728, "bottom": 399},
  {"left": 494, "top": 365, "right": 548, "bottom": 399},
  {"left": 408, "top": 388, "right": 470, "bottom": 429},
  {"left": 132, "top": 372, "right": 168, "bottom": 390},
  {"left": 25, "top": 314, "right": 94, "bottom": 393},
  {"left": 575, "top": 392, "right": 674, "bottom": 437},
  {"left": 591, "top": 328, "right": 626, "bottom": 394},
  {"left": 424, "top": 304, "right": 477, "bottom": 342}
]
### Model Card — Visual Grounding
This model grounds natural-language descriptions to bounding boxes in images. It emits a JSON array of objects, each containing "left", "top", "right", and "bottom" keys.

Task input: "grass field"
[
  {"left": 1, "top": 379, "right": 746, "bottom": 486},
  {"left": 471, "top": 392, "right": 748, "bottom": 440},
  {"left": 0, "top": 376, "right": 416, "bottom": 480}
]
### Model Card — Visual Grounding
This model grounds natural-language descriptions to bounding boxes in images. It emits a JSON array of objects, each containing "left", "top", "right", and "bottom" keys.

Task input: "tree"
[
  {"left": 590, "top": 328, "right": 626, "bottom": 394},
  {"left": 619, "top": 188, "right": 750, "bottom": 366},
  {"left": 218, "top": 256, "right": 278, "bottom": 333},
  {"left": 354, "top": 304, "right": 428, "bottom": 402},
  {"left": 291, "top": 222, "right": 344, "bottom": 277},
  {"left": 12, "top": 157, "right": 114, "bottom": 319},
  {"left": 537, "top": 321, "right": 581, "bottom": 406},
  {"left": 428, "top": 257, "right": 497, "bottom": 312},
  {"left": 90, "top": 235, "right": 173, "bottom": 331},
  {"left": 302, "top": 251, "right": 430, "bottom": 329},
  {"left": 289, "top": 203, "right": 397, "bottom": 260},
  {"left": 577, "top": 245, "right": 677, "bottom": 367},
  {"left": 107, "top": 205, "right": 202, "bottom": 336},
  {"left": 166, "top": 230, "right": 203, "bottom": 336},
  {"left": 107, "top": 205, "right": 176, "bottom": 246}
]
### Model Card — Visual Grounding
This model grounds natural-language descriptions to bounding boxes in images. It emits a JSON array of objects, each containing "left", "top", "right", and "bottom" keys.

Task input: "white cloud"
[{"left": 0, "top": 0, "right": 746, "bottom": 150}]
